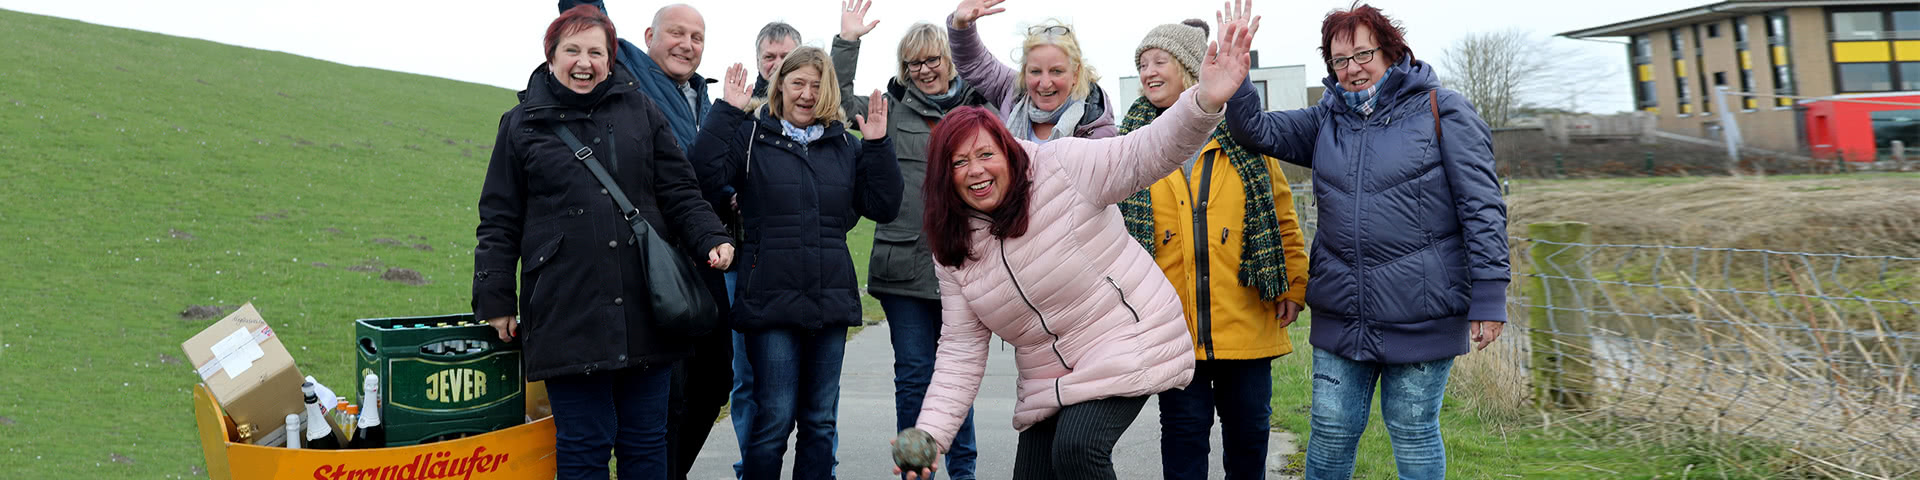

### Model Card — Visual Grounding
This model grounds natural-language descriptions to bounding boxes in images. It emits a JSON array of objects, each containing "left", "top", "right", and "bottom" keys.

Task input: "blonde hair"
[
  {"left": 896, "top": 23, "right": 956, "bottom": 86},
  {"left": 1016, "top": 19, "right": 1099, "bottom": 102},
  {"left": 766, "top": 47, "right": 844, "bottom": 125}
]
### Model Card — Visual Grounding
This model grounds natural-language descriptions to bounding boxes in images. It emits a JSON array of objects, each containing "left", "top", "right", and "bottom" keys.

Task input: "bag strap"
[
  {"left": 548, "top": 124, "right": 654, "bottom": 234},
  {"left": 1429, "top": 90, "right": 1441, "bottom": 145}
]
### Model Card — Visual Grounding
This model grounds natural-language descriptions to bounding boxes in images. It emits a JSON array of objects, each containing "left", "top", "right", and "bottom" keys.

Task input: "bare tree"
[{"left": 1439, "top": 29, "right": 1618, "bottom": 127}]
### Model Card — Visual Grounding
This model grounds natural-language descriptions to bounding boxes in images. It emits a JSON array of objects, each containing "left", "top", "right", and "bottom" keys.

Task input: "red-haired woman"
[
  {"left": 474, "top": 5, "right": 733, "bottom": 480},
  {"left": 893, "top": 13, "right": 1257, "bottom": 480},
  {"left": 1220, "top": 4, "right": 1509, "bottom": 479}
]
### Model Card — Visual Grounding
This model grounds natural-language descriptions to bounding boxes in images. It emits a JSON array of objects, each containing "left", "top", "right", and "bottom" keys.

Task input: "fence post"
[
  {"left": 1527, "top": 222, "right": 1595, "bottom": 411},
  {"left": 1894, "top": 140, "right": 1908, "bottom": 172}
]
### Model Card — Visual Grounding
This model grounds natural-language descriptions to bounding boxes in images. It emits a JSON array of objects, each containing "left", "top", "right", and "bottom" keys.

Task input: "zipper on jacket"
[
  {"left": 999, "top": 237, "right": 1072, "bottom": 371},
  {"left": 1104, "top": 277, "right": 1141, "bottom": 323},
  {"left": 1193, "top": 151, "right": 1218, "bottom": 360}
]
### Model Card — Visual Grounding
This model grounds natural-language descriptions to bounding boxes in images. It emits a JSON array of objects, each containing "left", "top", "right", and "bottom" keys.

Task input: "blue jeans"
[
  {"left": 1305, "top": 348, "right": 1454, "bottom": 480},
  {"left": 1158, "top": 358, "right": 1275, "bottom": 480},
  {"left": 875, "top": 293, "right": 978, "bottom": 480},
  {"left": 742, "top": 327, "right": 848, "bottom": 480},
  {"left": 731, "top": 274, "right": 840, "bottom": 479},
  {"left": 546, "top": 364, "right": 673, "bottom": 480}
]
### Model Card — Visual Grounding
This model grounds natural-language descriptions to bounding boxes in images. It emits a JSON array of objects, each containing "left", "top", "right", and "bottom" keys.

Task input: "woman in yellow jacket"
[{"left": 1119, "top": 18, "right": 1311, "bottom": 479}]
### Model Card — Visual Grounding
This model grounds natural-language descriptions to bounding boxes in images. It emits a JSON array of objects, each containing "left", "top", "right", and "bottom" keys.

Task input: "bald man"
[{"left": 554, "top": 3, "right": 727, "bottom": 480}]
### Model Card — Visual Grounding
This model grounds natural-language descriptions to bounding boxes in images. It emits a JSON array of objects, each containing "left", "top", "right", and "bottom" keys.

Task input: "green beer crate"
[{"left": 355, "top": 314, "right": 524, "bottom": 446}]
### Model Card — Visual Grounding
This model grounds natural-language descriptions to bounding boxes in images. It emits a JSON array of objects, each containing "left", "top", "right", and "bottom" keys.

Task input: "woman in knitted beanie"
[{"left": 1119, "top": 17, "right": 1311, "bottom": 480}]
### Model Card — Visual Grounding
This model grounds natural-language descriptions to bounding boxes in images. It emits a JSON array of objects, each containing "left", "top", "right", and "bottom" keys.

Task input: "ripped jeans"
[{"left": 1304, "top": 348, "right": 1454, "bottom": 480}]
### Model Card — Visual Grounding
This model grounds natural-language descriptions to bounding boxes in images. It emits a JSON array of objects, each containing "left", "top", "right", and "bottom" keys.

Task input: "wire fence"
[
  {"left": 1283, "top": 182, "right": 1920, "bottom": 475},
  {"left": 1510, "top": 234, "right": 1919, "bottom": 475}
]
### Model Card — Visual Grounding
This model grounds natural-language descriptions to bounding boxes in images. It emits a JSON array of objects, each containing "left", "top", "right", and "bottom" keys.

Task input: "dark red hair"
[
  {"left": 924, "top": 106, "right": 1034, "bottom": 268},
  {"left": 1319, "top": 3, "right": 1411, "bottom": 78},
  {"left": 544, "top": 5, "right": 618, "bottom": 64}
]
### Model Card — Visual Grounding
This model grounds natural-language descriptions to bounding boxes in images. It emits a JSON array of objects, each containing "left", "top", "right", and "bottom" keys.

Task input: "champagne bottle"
[
  {"left": 302, "top": 381, "right": 344, "bottom": 449},
  {"left": 349, "top": 374, "right": 386, "bottom": 449},
  {"left": 285, "top": 414, "right": 302, "bottom": 449}
]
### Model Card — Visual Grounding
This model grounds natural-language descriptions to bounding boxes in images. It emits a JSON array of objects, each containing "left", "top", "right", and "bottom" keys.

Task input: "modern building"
[{"left": 1563, "top": 1, "right": 1920, "bottom": 161}]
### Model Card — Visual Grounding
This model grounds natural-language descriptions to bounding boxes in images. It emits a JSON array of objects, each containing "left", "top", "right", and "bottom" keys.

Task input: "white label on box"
[{"left": 209, "top": 327, "right": 266, "bottom": 379}]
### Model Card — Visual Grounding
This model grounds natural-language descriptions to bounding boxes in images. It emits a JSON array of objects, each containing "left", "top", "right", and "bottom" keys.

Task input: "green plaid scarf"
[{"left": 1118, "top": 96, "right": 1288, "bottom": 300}]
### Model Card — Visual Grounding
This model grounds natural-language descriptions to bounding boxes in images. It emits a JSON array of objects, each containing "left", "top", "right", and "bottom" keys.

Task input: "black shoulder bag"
[{"left": 549, "top": 124, "right": 719, "bottom": 337}]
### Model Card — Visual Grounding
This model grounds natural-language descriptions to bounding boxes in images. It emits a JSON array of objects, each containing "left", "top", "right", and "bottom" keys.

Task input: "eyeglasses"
[
  {"left": 904, "top": 56, "right": 944, "bottom": 73},
  {"left": 1326, "top": 48, "right": 1379, "bottom": 70},
  {"left": 1028, "top": 25, "right": 1071, "bottom": 37}
]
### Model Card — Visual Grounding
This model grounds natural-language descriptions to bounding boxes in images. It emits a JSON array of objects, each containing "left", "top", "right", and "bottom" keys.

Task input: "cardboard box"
[{"left": 182, "top": 303, "right": 306, "bottom": 446}]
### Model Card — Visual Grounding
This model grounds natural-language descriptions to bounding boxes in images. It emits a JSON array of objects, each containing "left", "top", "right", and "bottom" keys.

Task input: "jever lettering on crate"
[
  {"left": 424, "top": 368, "right": 487, "bottom": 403},
  {"left": 311, "top": 446, "right": 510, "bottom": 480}
]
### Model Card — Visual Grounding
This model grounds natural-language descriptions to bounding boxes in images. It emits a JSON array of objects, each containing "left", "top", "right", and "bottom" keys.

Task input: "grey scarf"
[{"left": 1005, "top": 94, "right": 1085, "bottom": 143}]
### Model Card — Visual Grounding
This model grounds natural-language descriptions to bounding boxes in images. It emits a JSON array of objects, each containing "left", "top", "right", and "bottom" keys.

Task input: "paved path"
[{"left": 689, "top": 323, "right": 1300, "bottom": 479}]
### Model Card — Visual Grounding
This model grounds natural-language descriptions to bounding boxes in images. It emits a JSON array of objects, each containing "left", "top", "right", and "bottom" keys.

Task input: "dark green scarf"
[{"left": 1118, "top": 96, "right": 1288, "bottom": 300}]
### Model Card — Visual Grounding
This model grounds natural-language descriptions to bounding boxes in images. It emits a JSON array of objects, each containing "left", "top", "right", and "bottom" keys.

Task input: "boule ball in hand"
[{"left": 892, "top": 427, "right": 938, "bottom": 471}]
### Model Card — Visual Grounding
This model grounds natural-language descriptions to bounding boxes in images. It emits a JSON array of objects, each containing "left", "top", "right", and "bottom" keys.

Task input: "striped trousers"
[{"left": 1011, "top": 395, "right": 1150, "bottom": 480}]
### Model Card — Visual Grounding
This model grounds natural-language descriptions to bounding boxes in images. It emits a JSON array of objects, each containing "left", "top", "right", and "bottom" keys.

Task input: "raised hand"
[
  {"left": 854, "top": 90, "right": 889, "bottom": 139},
  {"left": 1199, "top": 0, "right": 1257, "bottom": 113},
  {"left": 840, "top": 0, "right": 880, "bottom": 41},
  {"left": 1215, "top": 0, "right": 1261, "bottom": 43},
  {"left": 722, "top": 63, "right": 752, "bottom": 110},
  {"left": 950, "top": 0, "right": 1005, "bottom": 30}
]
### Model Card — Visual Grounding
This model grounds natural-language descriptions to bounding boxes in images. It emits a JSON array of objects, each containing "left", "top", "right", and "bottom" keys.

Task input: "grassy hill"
[{"left": 0, "top": 9, "right": 886, "bottom": 477}]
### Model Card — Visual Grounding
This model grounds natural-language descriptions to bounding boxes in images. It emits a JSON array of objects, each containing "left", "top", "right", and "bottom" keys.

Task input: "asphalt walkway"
[{"left": 688, "top": 323, "right": 1300, "bottom": 479}]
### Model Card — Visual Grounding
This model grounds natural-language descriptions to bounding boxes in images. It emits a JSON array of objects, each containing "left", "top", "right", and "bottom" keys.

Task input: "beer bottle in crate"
[
  {"left": 301, "top": 381, "right": 344, "bottom": 449},
  {"left": 349, "top": 373, "right": 386, "bottom": 449}
]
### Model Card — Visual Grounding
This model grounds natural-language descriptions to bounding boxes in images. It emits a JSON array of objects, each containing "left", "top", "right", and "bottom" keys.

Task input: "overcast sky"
[{"left": 2, "top": 0, "right": 1684, "bottom": 113}]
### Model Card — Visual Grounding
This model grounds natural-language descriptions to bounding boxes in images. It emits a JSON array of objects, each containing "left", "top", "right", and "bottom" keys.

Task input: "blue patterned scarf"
[{"left": 1341, "top": 69, "right": 1393, "bottom": 116}]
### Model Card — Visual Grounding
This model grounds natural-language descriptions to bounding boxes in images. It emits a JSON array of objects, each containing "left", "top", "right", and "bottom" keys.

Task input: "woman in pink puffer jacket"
[{"left": 898, "top": 11, "right": 1258, "bottom": 479}]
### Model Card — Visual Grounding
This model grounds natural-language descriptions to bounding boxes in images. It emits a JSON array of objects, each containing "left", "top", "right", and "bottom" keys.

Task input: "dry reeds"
[{"left": 1497, "top": 240, "right": 1920, "bottom": 478}]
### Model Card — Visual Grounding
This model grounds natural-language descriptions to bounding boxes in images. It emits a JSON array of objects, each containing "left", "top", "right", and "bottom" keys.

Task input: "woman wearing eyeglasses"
[
  {"left": 1218, "top": 4, "right": 1509, "bottom": 479},
  {"left": 830, "top": 1, "right": 998, "bottom": 478},
  {"left": 947, "top": 0, "right": 1116, "bottom": 142}
]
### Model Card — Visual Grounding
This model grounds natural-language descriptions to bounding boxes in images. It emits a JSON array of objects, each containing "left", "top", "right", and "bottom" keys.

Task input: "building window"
[
  {"left": 1631, "top": 35, "right": 1657, "bottom": 111},
  {"left": 1869, "top": 109, "right": 1920, "bottom": 156},
  {"left": 1253, "top": 80, "right": 1270, "bottom": 110},
  {"left": 1839, "top": 64, "right": 1893, "bottom": 91},
  {"left": 1767, "top": 11, "right": 1795, "bottom": 107},
  {"left": 1696, "top": 25, "right": 1710, "bottom": 114},
  {"left": 1904, "top": 63, "right": 1920, "bottom": 91},
  {"left": 1827, "top": 8, "right": 1920, "bottom": 93},
  {"left": 1739, "top": 70, "right": 1757, "bottom": 109},
  {"left": 1670, "top": 28, "right": 1685, "bottom": 55},
  {"left": 1707, "top": 23, "right": 1721, "bottom": 38},
  {"left": 1897, "top": 10, "right": 1920, "bottom": 31},
  {"left": 1830, "top": 11, "right": 1885, "bottom": 40},
  {"left": 1734, "top": 16, "right": 1750, "bottom": 44}
]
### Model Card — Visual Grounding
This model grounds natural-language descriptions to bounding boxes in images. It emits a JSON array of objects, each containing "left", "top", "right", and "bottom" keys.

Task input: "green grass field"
[{"left": 0, "top": 9, "right": 880, "bottom": 477}]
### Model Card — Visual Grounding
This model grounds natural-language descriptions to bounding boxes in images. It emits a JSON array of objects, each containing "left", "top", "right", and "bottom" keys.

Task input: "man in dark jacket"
[
  {"left": 751, "top": 22, "right": 802, "bottom": 99},
  {"left": 553, "top": 2, "right": 728, "bottom": 478}
]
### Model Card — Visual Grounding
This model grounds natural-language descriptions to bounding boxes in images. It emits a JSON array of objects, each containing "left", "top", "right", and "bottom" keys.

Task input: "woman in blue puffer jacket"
[{"left": 1219, "top": 4, "right": 1510, "bottom": 479}]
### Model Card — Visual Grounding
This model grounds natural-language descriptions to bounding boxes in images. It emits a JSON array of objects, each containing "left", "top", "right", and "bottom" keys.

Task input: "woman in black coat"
[
  {"left": 691, "top": 47, "right": 902, "bottom": 479},
  {"left": 471, "top": 6, "right": 732, "bottom": 479}
]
